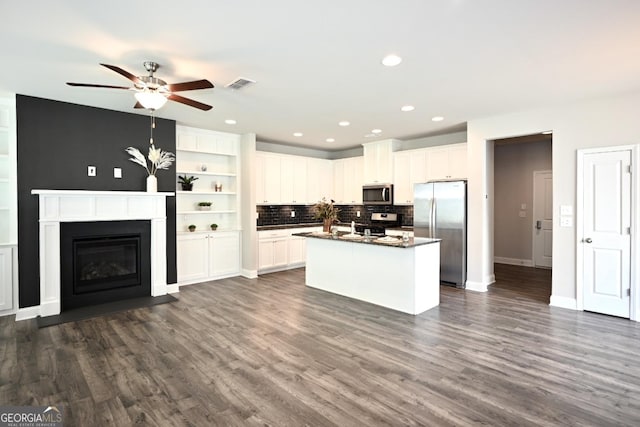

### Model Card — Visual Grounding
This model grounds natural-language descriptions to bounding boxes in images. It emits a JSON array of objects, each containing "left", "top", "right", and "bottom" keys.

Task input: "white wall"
[
  {"left": 240, "top": 133, "right": 258, "bottom": 278},
  {"left": 467, "top": 91, "right": 640, "bottom": 304}
]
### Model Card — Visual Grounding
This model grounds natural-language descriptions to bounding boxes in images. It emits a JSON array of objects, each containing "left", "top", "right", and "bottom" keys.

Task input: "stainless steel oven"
[{"left": 363, "top": 184, "right": 393, "bottom": 205}]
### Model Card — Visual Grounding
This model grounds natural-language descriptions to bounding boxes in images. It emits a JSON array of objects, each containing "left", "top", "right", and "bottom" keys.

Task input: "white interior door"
[
  {"left": 533, "top": 171, "right": 553, "bottom": 268},
  {"left": 582, "top": 149, "right": 631, "bottom": 318}
]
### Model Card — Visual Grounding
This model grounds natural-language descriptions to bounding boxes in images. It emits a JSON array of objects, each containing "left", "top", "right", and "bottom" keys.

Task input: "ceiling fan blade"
[
  {"left": 168, "top": 79, "right": 214, "bottom": 92},
  {"left": 66, "top": 82, "right": 131, "bottom": 89},
  {"left": 168, "top": 94, "right": 213, "bottom": 111},
  {"left": 134, "top": 102, "right": 144, "bottom": 109},
  {"left": 100, "top": 63, "right": 143, "bottom": 85}
]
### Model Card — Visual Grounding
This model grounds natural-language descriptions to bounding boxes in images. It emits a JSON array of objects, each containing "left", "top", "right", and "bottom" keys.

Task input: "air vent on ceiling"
[{"left": 225, "top": 77, "right": 256, "bottom": 90}]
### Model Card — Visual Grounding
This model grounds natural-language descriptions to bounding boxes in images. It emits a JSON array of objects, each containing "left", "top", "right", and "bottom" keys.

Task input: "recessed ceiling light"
[
  {"left": 431, "top": 116, "right": 444, "bottom": 122},
  {"left": 338, "top": 121, "right": 350, "bottom": 127},
  {"left": 541, "top": 130, "right": 553, "bottom": 135},
  {"left": 224, "top": 119, "right": 236, "bottom": 125},
  {"left": 326, "top": 138, "right": 335, "bottom": 143},
  {"left": 293, "top": 132, "right": 303, "bottom": 137},
  {"left": 382, "top": 54, "right": 402, "bottom": 67},
  {"left": 401, "top": 105, "right": 415, "bottom": 112},
  {"left": 371, "top": 129, "right": 382, "bottom": 134},
  {"left": 364, "top": 133, "right": 376, "bottom": 138}
]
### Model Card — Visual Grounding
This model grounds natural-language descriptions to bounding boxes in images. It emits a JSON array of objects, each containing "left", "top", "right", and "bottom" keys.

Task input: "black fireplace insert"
[{"left": 60, "top": 221, "right": 151, "bottom": 311}]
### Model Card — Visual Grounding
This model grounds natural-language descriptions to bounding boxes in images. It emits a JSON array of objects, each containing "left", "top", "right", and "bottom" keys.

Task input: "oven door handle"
[{"left": 382, "top": 187, "right": 386, "bottom": 201}]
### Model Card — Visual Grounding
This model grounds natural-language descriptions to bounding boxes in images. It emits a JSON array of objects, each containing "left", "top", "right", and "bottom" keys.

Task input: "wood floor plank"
[{"left": 3, "top": 263, "right": 640, "bottom": 426}]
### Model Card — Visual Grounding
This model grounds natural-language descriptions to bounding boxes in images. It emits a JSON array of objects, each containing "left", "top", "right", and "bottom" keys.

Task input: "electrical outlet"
[
  {"left": 291, "top": 211, "right": 296, "bottom": 218},
  {"left": 113, "top": 167, "right": 122, "bottom": 179},
  {"left": 560, "top": 217, "right": 573, "bottom": 227},
  {"left": 88, "top": 166, "right": 96, "bottom": 177},
  {"left": 519, "top": 211, "right": 526, "bottom": 218},
  {"left": 356, "top": 210, "right": 361, "bottom": 217}
]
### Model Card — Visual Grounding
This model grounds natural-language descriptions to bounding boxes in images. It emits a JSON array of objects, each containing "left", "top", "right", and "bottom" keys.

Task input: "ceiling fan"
[{"left": 67, "top": 61, "right": 214, "bottom": 111}]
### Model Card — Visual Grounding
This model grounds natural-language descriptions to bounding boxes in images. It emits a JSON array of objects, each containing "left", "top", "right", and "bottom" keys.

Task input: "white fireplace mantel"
[{"left": 18, "top": 189, "right": 176, "bottom": 320}]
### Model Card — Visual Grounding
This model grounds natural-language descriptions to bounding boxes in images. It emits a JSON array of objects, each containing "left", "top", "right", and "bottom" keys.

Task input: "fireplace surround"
[{"left": 19, "top": 190, "right": 176, "bottom": 320}]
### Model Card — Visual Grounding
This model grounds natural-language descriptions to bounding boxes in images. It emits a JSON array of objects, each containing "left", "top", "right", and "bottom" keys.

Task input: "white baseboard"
[
  {"left": 549, "top": 295, "right": 577, "bottom": 310},
  {"left": 166, "top": 283, "right": 180, "bottom": 294},
  {"left": 465, "top": 280, "right": 489, "bottom": 292},
  {"left": 241, "top": 269, "right": 258, "bottom": 279},
  {"left": 494, "top": 257, "right": 534, "bottom": 267},
  {"left": 15, "top": 306, "right": 40, "bottom": 321}
]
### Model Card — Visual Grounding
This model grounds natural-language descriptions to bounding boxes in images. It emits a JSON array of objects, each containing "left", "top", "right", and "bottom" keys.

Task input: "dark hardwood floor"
[{"left": 2, "top": 265, "right": 640, "bottom": 426}]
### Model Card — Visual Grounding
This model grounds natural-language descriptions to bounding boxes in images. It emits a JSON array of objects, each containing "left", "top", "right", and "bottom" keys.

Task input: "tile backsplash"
[{"left": 257, "top": 204, "right": 413, "bottom": 227}]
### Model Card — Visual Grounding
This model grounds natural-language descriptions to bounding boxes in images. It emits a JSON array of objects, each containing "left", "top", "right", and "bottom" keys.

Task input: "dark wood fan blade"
[
  {"left": 100, "top": 63, "right": 142, "bottom": 84},
  {"left": 66, "top": 82, "right": 131, "bottom": 89},
  {"left": 134, "top": 102, "right": 144, "bottom": 109},
  {"left": 168, "top": 94, "right": 212, "bottom": 111},
  {"left": 168, "top": 79, "right": 214, "bottom": 92}
]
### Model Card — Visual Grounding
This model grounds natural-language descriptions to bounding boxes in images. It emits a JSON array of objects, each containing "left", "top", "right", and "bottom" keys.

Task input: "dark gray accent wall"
[{"left": 16, "top": 95, "right": 177, "bottom": 308}]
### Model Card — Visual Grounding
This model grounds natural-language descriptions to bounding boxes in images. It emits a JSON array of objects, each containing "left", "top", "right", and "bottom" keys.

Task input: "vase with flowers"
[
  {"left": 312, "top": 198, "right": 340, "bottom": 233},
  {"left": 125, "top": 143, "right": 175, "bottom": 192}
]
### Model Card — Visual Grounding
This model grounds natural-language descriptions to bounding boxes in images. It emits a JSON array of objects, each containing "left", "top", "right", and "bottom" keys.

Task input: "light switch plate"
[
  {"left": 113, "top": 167, "right": 122, "bottom": 178},
  {"left": 356, "top": 211, "right": 361, "bottom": 217},
  {"left": 87, "top": 166, "right": 96, "bottom": 177},
  {"left": 560, "top": 217, "right": 573, "bottom": 227},
  {"left": 521, "top": 203, "right": 527, "bottom": 210},
  {"left": 560, "top": 205, "right": 573, "bottom": 216},
  {"left": 291, "top": 211, "right": 296, "bottom": 218}
]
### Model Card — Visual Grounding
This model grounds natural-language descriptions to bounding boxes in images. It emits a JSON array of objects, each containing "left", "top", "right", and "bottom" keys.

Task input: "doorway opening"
[{"left": 492, "top": 132, "right": 553, "bottom": 300}]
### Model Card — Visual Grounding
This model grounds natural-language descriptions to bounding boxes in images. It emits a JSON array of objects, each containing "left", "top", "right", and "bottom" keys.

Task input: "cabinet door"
[
  {"left": 288, "top": 236, "right": 306, "bottom": 265},
  {"left": 263, "top": 155, "right": 282, "bottom": 203},
  {"left": 363, "top": 143, "right": 379, "bottom": 184},
  {"left": 332, "top": 159, "right": 346, "bottom": 203},
  {"left": 342, "top": 157, "right": 363, "bottom": 204},
  {"left": 0, "top": 247, "right": 12, "bottom": 312},
  {"left": 292, "top": 159, "right": 307, "bottom": 203},
  {"left": 426, "top": 148, "right": 450, "bottom": 180},
  {"left": 317, "top": 160, "right": 334, "bottom": 202},
  {"left": 177, "top": 234, "right": 209, "bottom": 283},
  {"left": 273, "top": 239, "right": 289, "bottom": 267},
  {"left": 280, "top": 156, "right": 294, "bottom": 203},
  {"left": 393, "top": 152, "right": 412, "bottom": 204},
  {"left": 258, "top": 239, "right": 275, "bottom": 270},
  {"left": 448, "top": 144, "right": 468, "bottom": 179},
  {"left": 209, "top": 232, "right": 240, "bottom": 277}
]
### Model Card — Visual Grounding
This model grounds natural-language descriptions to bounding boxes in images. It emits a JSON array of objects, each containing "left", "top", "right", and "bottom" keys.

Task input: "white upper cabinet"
[
  {"left": 256, "top": 152, "right": 332, "bottom": 205},
  {"left": 393, "top": 149, "right": 427, "bottom": 205},
  {"left": 362, "top": 139, "right": 398, "bottom": 184},
  {"left": 425, "top": 143, "right": 468, "bottom": 181},
  {"left": 332, "top": 156, "right": 363, "bottom": 204}
]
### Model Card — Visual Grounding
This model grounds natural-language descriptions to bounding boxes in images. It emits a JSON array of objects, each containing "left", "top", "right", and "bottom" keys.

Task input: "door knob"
[
  {"left": 584, "top": 237, "right": 593, "bottom": 243},
  {"left": 536, "top": 220, "right": 542, "bottom": 230}
]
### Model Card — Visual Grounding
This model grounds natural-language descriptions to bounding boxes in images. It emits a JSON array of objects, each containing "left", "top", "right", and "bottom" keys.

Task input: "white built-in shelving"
[{"left": 0, "top": 96, "right": 17, "bottom": 315}]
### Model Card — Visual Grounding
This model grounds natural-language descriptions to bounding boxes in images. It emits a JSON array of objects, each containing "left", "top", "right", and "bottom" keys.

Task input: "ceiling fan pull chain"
[{"left": 149, "top": 112, "right": 155, "bottom": 145}]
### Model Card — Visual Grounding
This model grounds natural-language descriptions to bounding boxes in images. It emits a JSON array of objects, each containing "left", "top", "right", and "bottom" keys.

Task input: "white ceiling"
[{"left": 1, "top": 0, "right": 639, "bottom": 150}]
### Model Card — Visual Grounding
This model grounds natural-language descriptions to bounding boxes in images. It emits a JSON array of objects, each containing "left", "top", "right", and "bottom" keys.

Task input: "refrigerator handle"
[{"left": 431, "top": 198, "right": 436, "bottom": 238}]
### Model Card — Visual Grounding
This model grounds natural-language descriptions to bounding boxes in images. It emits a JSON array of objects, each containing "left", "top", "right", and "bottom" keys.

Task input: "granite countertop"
[{"left": 293, "top": 231, "right": 440, "bottom": 248}]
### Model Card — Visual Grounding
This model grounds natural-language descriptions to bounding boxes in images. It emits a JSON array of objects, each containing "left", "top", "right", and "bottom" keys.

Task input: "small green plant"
[
  {"left": 188, "top": 224, "right": 196, "bottom": 232},
  {"left": 178, "top": 175, "right": 199, "bottom": 191},
  {"left": 198, "top": 202, "right": 212, "bottom": 207},
  {"left": 210, "top": 223, "right": 218, "bottom": 230}
]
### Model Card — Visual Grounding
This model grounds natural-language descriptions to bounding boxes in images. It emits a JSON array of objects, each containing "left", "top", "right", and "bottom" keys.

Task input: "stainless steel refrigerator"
[{"left": 414, "top": 180, "right": 467, "bottom": 288}]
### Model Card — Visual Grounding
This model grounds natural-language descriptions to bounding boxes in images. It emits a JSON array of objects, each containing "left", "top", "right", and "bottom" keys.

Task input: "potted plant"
[
  {"left": 125, "top": 144, "right": 175, "bottom": 192},
  {"left": 188, "top": 224, "right": 196, "bottom": 232},
  {"left": 178, "top": 175, "right": 198, "bottom": 191},
  {"left": 210, "top": 223, "right": 218, "bottom": 231},
  {"left": 198, "top": 201, "right": 212, "bottom": 211},
  {"left": 312, "top": 198, "right": 340, "bottom": 233}
]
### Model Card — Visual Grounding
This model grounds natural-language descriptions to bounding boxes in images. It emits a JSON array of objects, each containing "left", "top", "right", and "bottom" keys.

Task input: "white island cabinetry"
[{"left": 301, "top": 233, "right": 441, "bottom": 315}]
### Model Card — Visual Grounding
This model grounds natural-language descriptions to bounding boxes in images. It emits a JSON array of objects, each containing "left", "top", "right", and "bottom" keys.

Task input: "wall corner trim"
[
  {"left": 465, "top": 280, "right": 489, "bottom": 292},
  {"left": 241, "top": 269, "right": 258, "bottom": 279}
]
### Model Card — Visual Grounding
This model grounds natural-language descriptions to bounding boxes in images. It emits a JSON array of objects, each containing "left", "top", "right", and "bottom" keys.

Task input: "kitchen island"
[{"left": 294, "top": 232, "right": 441, "bottom": 315}]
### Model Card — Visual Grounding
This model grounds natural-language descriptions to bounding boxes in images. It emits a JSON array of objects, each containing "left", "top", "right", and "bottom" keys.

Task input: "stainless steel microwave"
[{"left": 363, "top": 184, "right": 393, "bottom": 205}]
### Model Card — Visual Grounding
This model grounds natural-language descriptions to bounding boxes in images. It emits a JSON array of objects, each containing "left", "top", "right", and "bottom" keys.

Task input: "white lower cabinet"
[
  {"left": 177, "top": 231, "right": 240, "bottom": 285},
  {"left": 0, "top": 246, "right": 14, "bottom": 313},
  {"left": 258, "top": 227, "right": 320, "bottom": 273}
]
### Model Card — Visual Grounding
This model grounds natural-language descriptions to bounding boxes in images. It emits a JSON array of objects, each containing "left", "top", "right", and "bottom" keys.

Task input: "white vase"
[{"left": 146, "top": 175, "right": 157, "bottom": 192}]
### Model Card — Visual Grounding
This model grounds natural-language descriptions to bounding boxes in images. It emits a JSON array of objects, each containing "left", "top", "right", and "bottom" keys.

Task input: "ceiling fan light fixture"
[{"left": 134, "top": 91, "right": 168, "bottom": 110}]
